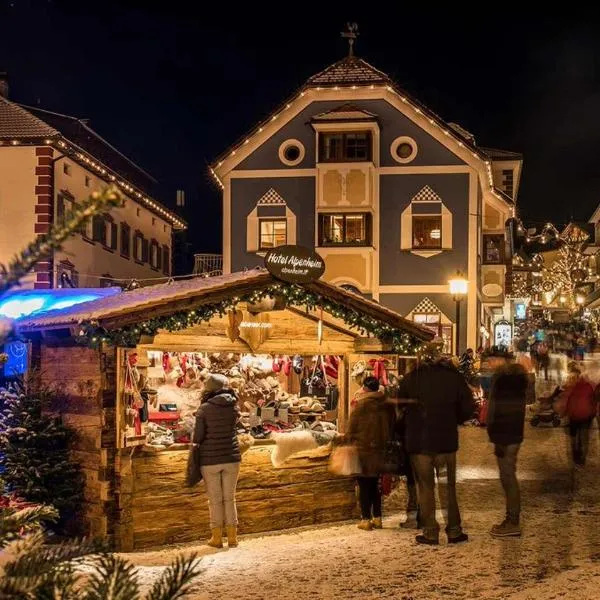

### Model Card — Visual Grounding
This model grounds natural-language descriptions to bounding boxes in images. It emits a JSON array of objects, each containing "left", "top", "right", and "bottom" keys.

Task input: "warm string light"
[{"left": 77, "top": 283, "right": 425, "bottom": 354}]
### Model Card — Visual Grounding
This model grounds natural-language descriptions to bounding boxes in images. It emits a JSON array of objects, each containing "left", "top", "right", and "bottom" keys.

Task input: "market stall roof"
[{"left": 17, "top": 269, "right": 433, "bottom": 341}]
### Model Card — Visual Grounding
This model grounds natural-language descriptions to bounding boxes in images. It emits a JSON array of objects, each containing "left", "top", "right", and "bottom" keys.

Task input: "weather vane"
[{"left": 341, "top": 22, "right": 359, "bottom": 57}]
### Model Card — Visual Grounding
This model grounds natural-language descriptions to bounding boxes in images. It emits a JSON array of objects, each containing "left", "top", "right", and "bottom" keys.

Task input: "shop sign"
[
  {"left": 514, "top": 303, "right": 526, "bottom": 320},
  {"left": 227, "top": 309, "right": 271, "bottom": 352},
  {"left": 264, "top": 245, "right": 325, "bottom": 284},
  {"left": 494, "top": 320, "right": 512, "bottom": 348}
]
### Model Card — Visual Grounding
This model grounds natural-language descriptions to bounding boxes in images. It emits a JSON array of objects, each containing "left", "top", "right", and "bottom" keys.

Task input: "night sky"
[{"left": 2, "top": 2, "right": 600, "bottom": 263}]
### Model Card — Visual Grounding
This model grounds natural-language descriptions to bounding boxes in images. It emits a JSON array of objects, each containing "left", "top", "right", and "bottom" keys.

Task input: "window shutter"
[
  {"left": 162, "top": 245, "right": 170, "bottom": 275},
  {"left": 110, "top": 222, "right": 118, "bottom": 249},
  {"left": 286, "top": 208, "right": 296, "bottom": 245},
  {"left": 441, "top": 204, "right": 452, "bottom": 249},
  {"left": 92, "top": 215, "right": 105, "bottom": 243},
  {"left": 247, "top": 212, "right": 259, "bottom": 252},
  {"left": 141, "top": 237, "right": 149, "bottom": 263},
  {"left": 57, "top": 195, "right": 65, "bottom": 226},
  {"left": 400, "top": 205, "right": 412, "bottom": 250}
]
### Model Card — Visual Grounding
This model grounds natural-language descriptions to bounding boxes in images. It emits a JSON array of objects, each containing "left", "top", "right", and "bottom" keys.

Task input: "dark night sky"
[{"left": 2, "top": 2, "right": 600, "bottom": 260}]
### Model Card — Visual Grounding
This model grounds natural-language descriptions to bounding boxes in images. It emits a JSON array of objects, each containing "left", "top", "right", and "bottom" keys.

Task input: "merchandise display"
[{"left": 122, "top": 349, "right": 341, "bottom": 448}]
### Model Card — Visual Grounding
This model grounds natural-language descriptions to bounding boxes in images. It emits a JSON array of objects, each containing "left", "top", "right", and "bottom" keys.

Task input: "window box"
[{"left": 318, "top": 213, "right": 372, "bottom": 247}]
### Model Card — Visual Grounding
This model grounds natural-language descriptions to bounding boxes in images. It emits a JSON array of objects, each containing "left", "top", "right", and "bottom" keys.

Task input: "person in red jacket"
[{"left": 564, "top": 363, "right": 597, "bottom": 466}]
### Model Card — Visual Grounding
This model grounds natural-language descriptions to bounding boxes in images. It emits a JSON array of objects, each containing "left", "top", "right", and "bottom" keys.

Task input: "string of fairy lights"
[{"left": 77, "top": 282, "right": 427, "bottom": 355}]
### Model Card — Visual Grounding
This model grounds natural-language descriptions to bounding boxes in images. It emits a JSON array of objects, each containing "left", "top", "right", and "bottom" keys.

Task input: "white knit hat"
[{"left": 203, "top": 373, "right": 229, "bottom": 393}]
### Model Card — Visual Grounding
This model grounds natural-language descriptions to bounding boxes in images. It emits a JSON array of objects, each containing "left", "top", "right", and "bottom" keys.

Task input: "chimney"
[{"left": 0, "top": 72, "right": 8, "bottom": 98}]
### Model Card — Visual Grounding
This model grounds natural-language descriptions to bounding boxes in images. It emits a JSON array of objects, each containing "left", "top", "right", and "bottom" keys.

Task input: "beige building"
[{"left": 0, "top": 82, "right": 186, "bottom": 289}]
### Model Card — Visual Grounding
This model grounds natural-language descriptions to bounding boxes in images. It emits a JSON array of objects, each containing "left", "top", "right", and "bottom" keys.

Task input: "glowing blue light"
[{"left": 0, "top": 288, "right": 121, "bottom": 320}]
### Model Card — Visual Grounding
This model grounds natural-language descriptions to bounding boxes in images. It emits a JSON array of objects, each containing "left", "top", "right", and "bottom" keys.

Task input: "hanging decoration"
[{"left": 76, "top": 283, "right": 426, "bottom": 355}]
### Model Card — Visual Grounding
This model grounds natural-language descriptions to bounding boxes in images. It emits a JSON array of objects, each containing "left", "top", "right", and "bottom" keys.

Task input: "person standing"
[
  {"left": 346, "top": 376, "right": 395, "bottom": 530},
  {"left": 563, "top": 363, "right": 596, "bottom": 466},
  {"left": 487, "top": 355, "right": 528, "bottom": 537},
  {"left": 398, "top": 349, "right": 475, "bottom": 545},
  {"left": 193, "top": 374, "right": 242, "bottom": 548}
]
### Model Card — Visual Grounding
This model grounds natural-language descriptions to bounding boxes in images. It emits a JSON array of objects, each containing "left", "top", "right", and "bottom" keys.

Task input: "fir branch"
[
  {"left": 145, "top": 554, "right": 201, "bottom": 600},
  {"left": 0, "top": 505, "right": 58, "bottom": 542},
  {"left": 0, "top": 187, "right": 122, "bottom": 296},
  {"left": 83, "top": 554, "right": 140, "bottom": 600}
]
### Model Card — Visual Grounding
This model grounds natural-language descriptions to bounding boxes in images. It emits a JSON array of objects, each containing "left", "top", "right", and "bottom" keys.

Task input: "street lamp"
[{"left": 449, "top": 270, "right": 468, "bottom": 355}]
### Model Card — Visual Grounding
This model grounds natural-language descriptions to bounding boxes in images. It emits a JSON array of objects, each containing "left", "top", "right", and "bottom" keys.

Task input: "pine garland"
[{"left": 77, "top": 283, "right": 426, "bottom": 354}]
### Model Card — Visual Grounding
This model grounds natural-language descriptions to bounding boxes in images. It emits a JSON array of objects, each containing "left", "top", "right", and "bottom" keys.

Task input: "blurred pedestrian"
[{"left": 487, "top": 354, "right": 528, "bottom": 537}]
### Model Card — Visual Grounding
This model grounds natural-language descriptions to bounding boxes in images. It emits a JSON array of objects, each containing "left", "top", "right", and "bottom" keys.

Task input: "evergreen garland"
[
  {"left": 77, "top": 283, "right": 426, "bottom": 354},
  {"left": 0, "top": 377, "right": 84, "bottom": 532}
]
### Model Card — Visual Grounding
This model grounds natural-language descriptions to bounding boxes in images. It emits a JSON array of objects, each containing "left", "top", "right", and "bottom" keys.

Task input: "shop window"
[
  {"left": 319, "top": 213, "right": 371, "bottom": 246},
  {"left": 162, "top": 245, "right": 170, "bottom": 275},
  {"left": 259, "top": 219, "right": 287, "bottom": 250},
  {"left": 150, "top": 239, "right": 161, "bottom": 270},
  {"left": 319, "top": 131, "right": 372, "bottom": 162},
  {"left": 412, "top": 215, "right": 442, "bottom": 249},
  {"left": 482, "top": 234, "right": 504, "bottom": 265},
  {"left": 120, "top": 222, "right": 131, "bottom": 258},
  {"left": 413, "top": 312, "right": 453, "bottom": 354}
]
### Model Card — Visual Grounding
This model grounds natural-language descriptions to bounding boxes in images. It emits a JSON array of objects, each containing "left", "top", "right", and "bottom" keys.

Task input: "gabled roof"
[
  {"left": 0, "top": 96, "right": 186, "bottom": 229},
  {"left": 312, "top": 103, "right": 377, "bottom": 122},
  {"left": 307, "top": 56, "right": 391, "bottom": 87},
  {"left": 480, "top": 147, "right": 523, "bottom": 161},
  {"left": 18, "top": 269, "right": 434, "bottom": 342}
]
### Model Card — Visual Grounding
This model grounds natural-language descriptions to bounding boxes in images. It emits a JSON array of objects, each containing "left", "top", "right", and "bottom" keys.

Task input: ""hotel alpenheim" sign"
[{"left": 264, "top": 245, "right": 325, "bottom": 284}]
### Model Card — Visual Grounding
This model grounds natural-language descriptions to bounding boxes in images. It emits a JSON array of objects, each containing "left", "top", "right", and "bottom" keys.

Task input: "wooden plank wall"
[
  {"left": 128, "top": 446, "right": 359, "bottom": 550},
  {"left": 40, "top": 344, "right": 118, "bottom": 542}
]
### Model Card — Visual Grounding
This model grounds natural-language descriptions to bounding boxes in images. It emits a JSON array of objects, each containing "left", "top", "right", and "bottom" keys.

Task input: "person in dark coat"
[
  {"left": 346, "top": 376, "right": 395, "bottom": 531},
  {"left": 193, "top": 373, "right": 241, "bottom": 548},
  {"left": 487, "top": 356, "right": 528, "bottom": 538},
  {"left": 397, "top": 353, "right": 475, "bottom": 545}
]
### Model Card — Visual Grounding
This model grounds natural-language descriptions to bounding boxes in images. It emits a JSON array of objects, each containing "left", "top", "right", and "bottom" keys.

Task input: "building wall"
[
  {"left": 53, "top": 154, "right": 172, "bottom": 288},
  {"left": 0, "top": 146, "right": 38, "bottom": 287}
]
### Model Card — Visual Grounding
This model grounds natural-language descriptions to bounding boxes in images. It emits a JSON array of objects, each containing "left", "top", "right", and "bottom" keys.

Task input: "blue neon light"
[{"left": 0, "top": 288, "right": 121, "bottom": 320}]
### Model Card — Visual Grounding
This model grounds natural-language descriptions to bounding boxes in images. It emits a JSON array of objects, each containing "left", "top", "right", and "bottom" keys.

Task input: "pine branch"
[
  {"left": 83, "top": 554, "right": 140, "bottom": 600},
  {"left": 145, "top": 554, "right": 202, "bottom": 600},
  {"left": 0, "top": 505, "right": 58, "bottom": 542},
  {"left": 0, "top": 186, "right": 122, "bottom": 296}
]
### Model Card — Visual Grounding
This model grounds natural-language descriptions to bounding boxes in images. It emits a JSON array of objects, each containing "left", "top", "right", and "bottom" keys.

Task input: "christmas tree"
[{"left": 0, "top": 376, "right": 84, "bottom": 532}]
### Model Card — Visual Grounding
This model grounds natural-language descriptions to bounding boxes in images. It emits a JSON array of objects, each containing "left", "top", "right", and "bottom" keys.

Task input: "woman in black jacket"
[{"left": 193, "top": 373, "right": 241, "bottom": 548}]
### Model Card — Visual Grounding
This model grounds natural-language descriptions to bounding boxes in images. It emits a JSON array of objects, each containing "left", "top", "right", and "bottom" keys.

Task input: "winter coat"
[
  {"left": 565, "top": 378, "right": 596, "bottom": 422},
  {"left": 193, "top": 389, "right": 241, "bottom": 466},
  {"left": 346, "top": 390, "right": 395, "bottom": 477},
  {"left": 487, "top": 363, "right": 528, "bottom": 446},
  {"left": 398, "top": 361, "right": 475, "bottom": 455}
]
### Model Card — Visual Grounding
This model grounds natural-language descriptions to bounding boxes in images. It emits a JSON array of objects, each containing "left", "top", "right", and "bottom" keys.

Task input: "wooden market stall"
[{"left": 19, "top": 269, "right": 432, "bottom": 551}]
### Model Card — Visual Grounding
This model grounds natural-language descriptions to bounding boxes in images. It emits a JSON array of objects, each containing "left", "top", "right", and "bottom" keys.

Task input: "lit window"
[
  {"left": 319, "top": 132, "right": 372, "bottom": 162},
  {"left": 319, "top": 213, "right": 371, "bottom": 246},
  {"left": 259, "top": 219, "right": 287, "bottom": 250},
  {"left": 412, "top": 215, "right": 442, "bottom": 249}
]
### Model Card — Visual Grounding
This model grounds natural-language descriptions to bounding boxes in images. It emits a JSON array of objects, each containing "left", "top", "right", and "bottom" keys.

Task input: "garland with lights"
[{"left": 77, "top": 283, "right": 426, "bottom": 354}]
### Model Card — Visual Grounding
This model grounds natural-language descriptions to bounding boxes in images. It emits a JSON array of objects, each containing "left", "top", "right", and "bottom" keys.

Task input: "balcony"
[{"left": 193, "top": 254, "right": 223, "bottom": 277}]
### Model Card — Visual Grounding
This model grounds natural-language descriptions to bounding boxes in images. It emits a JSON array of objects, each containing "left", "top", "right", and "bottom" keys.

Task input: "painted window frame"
[
  {"left": 412, "top": 214, "right": 442, "bottom": 250},
  {"left": 258, "top": 218, "right": 288, "bottom": 250},
  {"left": 318, "top": 212, "right": 372, "bottom": 247},
  {"left": 318, "top": 131, "right": 373, "bottom": 163}
]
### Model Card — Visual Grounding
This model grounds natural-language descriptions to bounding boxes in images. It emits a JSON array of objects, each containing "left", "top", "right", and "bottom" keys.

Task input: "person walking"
[
  {"left": 346, "top": 376, "right": 395, "bottom": 530},
  {"left": 487, "top": 355, "right": 528, "bottom": 537},
  {"left": 563, "top": 363, "right": 596, "bottom": 466},
  {"left": 398, "top": 347, "right": 475, "bottom": 545},
  {"left": 193, "top": 374, "right": 242, "bottom": 548}
]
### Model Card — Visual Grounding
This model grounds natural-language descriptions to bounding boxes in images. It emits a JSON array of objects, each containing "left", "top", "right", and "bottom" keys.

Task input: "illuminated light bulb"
[
  {"left": 300, "top": 91, "right": 305, "bottom": 96},
  {"left": 272, "top": 115, "right": 277, "bottom": 120},
  {"left": 415, "top": 108, "right": 421, "bottom": 113},
  {"left": 11, "top": 140, "right": 18, "bottom": 145},
  {"left": 45, "top": 139, "right": 52, "bottom": 144},
  {"left": 244, "top": 139, "right": 249, "bottom": 144}
]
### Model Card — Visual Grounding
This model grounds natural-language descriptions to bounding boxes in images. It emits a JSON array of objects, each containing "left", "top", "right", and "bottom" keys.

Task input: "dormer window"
[{"left": 319, "top": 131, "right": 372, "bottom": 162}]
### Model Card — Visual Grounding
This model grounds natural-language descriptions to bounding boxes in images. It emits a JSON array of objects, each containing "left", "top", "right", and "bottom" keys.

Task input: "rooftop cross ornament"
[{"left": 341, "top": 22, "right": 359, "bottom": 57}]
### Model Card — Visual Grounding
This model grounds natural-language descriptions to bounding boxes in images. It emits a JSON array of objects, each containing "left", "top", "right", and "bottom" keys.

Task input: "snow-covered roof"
[{"left": 18, "top": 269, "right": 433, "bottom": 341}]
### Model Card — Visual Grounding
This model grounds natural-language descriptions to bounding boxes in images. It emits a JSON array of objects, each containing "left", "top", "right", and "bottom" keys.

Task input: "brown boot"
[
  {"left": 226, "top": 526, "right": 238, "bottom": 547},
  {"left": 206, "top": 527, "right": 223, "bottom": 548}
]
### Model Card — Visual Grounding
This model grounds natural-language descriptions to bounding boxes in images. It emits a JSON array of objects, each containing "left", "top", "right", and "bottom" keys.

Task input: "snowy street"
[{"left": 126, "top": 423, "right": 600, "bottom": 600}]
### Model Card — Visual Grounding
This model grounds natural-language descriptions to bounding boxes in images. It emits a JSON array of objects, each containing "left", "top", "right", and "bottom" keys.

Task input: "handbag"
[
  {"left": 185, "top": 444, "right": 203, "bottom": 487},
  {"left": 328, "top": 445, "right": 361, "bottom": 476}
]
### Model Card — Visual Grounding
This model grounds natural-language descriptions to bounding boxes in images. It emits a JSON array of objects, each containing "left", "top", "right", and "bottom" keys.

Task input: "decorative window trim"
[
  {"left": 278, "top": 139, "right": 305, "bottom": 167},
  {"left": 318, "top": 212, "right": 372, "bottom": 247},
  {"left": 258, "top": 218, "right": 288, "bottom": 250},
  {"left": 247, "top": 189, "right": 296, "bottom": 253},
  {"left": 318, "top": 131, "right": 373, "bottom": 163},
  {"left": 391, "top": 136, "right": 418, "bottom": 164}
]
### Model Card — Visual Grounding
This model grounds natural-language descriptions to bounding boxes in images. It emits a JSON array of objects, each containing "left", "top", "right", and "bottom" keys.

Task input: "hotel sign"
[{"left": 264, "top": 245, "right": 325, "bottom": 284}]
